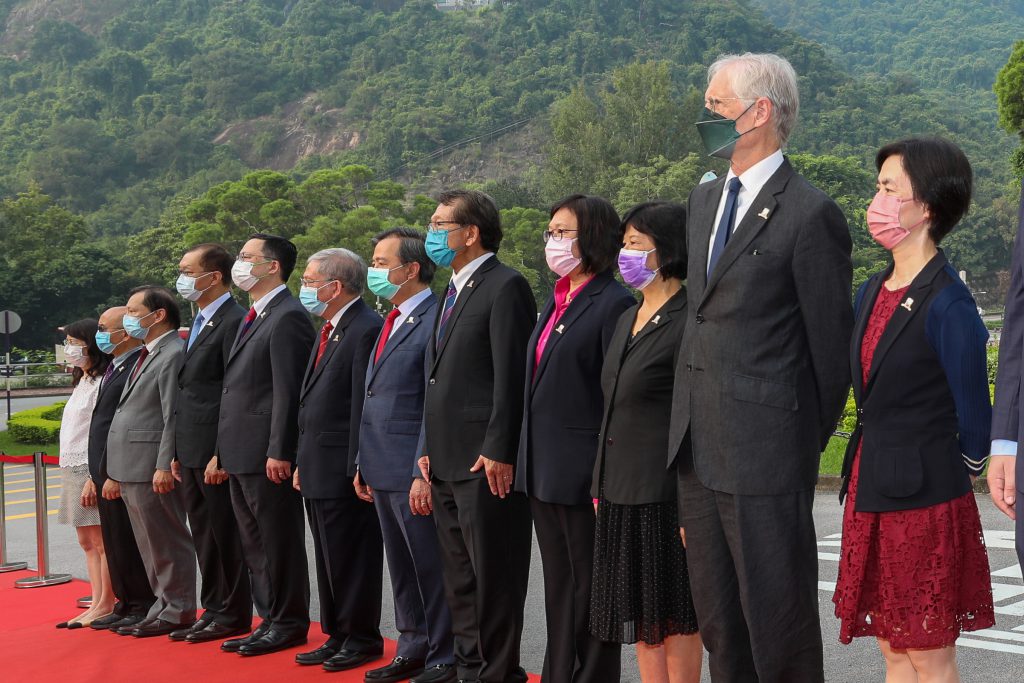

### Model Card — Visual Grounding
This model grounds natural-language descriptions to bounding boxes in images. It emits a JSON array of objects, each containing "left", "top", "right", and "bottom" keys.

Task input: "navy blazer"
[
  {"left": 296, "top": 298, "right": 383, "bottom": 499},
  {"left": 357, "top": 294, "right": 438, "bottom": 492},
  {"left": 514, "top": 273, "right": 635, "bottom": 505},
  {"left": 87, "top": 348, "right": 142, "bottom": 485},
  {"left": 842, "top": 251, "right": 991, "bottom": 512}
]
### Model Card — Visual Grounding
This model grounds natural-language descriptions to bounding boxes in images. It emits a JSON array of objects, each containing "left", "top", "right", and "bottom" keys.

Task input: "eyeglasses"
[
  {"left": 236, "top": 252, "right": 271, "bottom": 263},
  {"left": 704, "top": 96, "right": 755, "bottom": 115},
  {"left": 299, "top": 277, "right": 338, "bottom": 287},
  {"left": 426, "top": 221, "right": 467, "bottom": 233},
  {"left": 62, "top": 339, "right": 87, "bottom": 347},
  {"left": 542, "top": 229, "right": 578, "bottom": 243}
]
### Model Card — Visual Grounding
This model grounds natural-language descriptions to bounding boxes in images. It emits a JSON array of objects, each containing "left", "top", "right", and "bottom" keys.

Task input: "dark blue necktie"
[
  {"left": 187, "top": 312, "right": 205, "bottom": 351},
  {"left": 436, "top": 281, "right": 458, "bottom": 344},
  {"left": 708, "top": 177, "right": 743, "bottom": 276}
]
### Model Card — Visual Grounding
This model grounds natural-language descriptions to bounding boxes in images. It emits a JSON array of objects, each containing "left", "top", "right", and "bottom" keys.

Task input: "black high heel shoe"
[
  {"left": 67, "top": 622, "right": 85, "bottom": 630},
  {"left": 55, "top": 621, "right": 69, "bottom": 629}
]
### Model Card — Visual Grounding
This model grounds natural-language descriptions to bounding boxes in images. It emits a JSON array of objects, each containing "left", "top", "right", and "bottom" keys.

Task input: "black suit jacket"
[
  {"left": 175, "top": 297, "right": 246, "bottom": 469},
  {"left": 423, "top": 255, "right": 537, "bottom": 482},
  {"left": 296, "top": 298, "right": 382, "bottom": 499},
  {"left": 217, "top": 288, "right": 316, "bottom": 475},
  {"left": 669, "top": 158, "right": 853, "bottom": 495},
  {"left": 592, "top": 290, "right": 687, "bottom": 505},
  {"left": 842, "top": 252, "right": 988, "bottom": 512},
  {"left": 87, "top": 348, "right": 142, "bottom": 485},
  {"left": 514, "top": 273, "right": 635, "bottom": 505}
]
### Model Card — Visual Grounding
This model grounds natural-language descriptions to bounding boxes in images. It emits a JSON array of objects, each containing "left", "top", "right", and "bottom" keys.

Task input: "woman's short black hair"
[
  {"left": 875, "top": 137, "right": 973, "bottom": 244},
  {"left": 549, "top": 194, "right": 623, "bottom": 275},
  {"left": 620, "top": 201, "right": 688, "bottom": 280},
  {"left": 62, "top": 318, "right": 109, "bottom": 385}
]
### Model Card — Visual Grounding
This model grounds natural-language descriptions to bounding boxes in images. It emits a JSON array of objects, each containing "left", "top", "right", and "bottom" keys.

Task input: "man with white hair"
[
  {"left": 292, "top": 248, "right": 386, "bottom": 673},
  {"left": 669, "top": 53, "right": 853, "bottom": 682}
]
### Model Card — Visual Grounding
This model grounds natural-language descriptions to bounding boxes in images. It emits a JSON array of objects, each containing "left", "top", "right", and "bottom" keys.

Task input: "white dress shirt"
[
  {"left": 252, "top": 283, "right": 287, "bottom": 315},
  {"left": 451, "top": 252, "right": 495, "bottom": 297},
  {"left": 197, "top": 290, "right": 232, "bottom": 318},
  {"left": 706, "top": 149, "right": 785, "bottom": 271},
  {"left": 389, "top": 288, "right": 434, "bottom": 340},
  {"left": 326, "top": 296, "right": 360, "bottom": 331}
]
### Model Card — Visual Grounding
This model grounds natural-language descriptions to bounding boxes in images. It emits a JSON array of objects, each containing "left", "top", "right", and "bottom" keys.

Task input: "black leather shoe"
[
  {"left": 169, "top": 617, "right": 211, "bottom": 641},
  {"left": 133, "top": 618, "right": 194, "bottom": 638},
  {"left": 238, "top": 629, "right": 307, "bottom": 657},
  {"left": 323, "top": 648, "right": 382, "bottom": 672},
  {"left": 365, "top": 656, "right": 425, "bottom": 682},
  {"left": 90, "top": 613, "right": 125, "bottom": 630},
  {"left": 221, "top": 623, "right": 268, "bottom": 652},
  {"left": 295, "top": 642, "right": 341, "bottom": 665},
  {"left": 410, "top": 664, "right": 457, "bottom": 683},
  {"left": 186, "top": 622, "right": 251, "bottom": 643},
  {"left": 114, "top": 616, "right": 149, "bottom": 635}
]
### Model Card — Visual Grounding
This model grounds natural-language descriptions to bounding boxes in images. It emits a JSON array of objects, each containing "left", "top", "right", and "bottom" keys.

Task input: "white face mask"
[
  {"left": 231, "top": 260, "right": 269, "bottom": 292},
  {"left": 64, "top": 344, "right": 88, "bottom": 368},
  {"left": 176, "top": 272, "right": 214, "bottom": 302}
]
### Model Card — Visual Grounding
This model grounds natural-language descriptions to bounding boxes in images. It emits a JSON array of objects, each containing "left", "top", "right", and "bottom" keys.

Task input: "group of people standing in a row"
[{"left": 48, "top": 51, "right": 1023, "bottom": 683}]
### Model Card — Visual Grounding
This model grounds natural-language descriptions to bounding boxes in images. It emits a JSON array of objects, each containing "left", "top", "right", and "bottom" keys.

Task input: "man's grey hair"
[
  {"left": 307, "top": 247, "right": 366, "bottom": 295},
  {"left": 708, "top": 52, "right": 800, "bottom": 147}
]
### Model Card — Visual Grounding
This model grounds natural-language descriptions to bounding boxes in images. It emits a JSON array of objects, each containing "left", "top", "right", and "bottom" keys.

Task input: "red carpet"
[{"left": 0, "top": 570, "right": 394, "bottom": 682}]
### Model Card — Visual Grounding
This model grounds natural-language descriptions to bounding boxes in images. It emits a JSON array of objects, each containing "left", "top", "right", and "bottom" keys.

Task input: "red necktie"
[
  {"left": 374, "top": 309, "right": 402, "bottom": 364},
  {"left": 315, "top": 321, "right": 333, "bottom": 367},
  {"left": 129, "top": 347, "right": 149, "bottom": 383},
  {"left": 240, "top": 307, "right": 257, "bottom": 336}
]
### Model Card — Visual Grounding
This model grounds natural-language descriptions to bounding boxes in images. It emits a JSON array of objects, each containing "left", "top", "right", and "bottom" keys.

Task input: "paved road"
[
  {"left": 3, "top": 465, "right": 1022, "bottom": 682},
  {"left": 0, "top": 395, "right": 66, "bottom": 431}
]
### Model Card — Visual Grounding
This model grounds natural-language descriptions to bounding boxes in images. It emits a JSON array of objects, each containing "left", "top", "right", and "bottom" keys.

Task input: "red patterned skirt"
[{"left": 832, "top": 444, "right": 995, "bottom": 649}]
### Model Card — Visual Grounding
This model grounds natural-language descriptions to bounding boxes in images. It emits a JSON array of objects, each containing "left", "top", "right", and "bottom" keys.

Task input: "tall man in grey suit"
[
  {"left": 169, "top": 243, "right": 251, "bottom": 643},
  {"left": 106, "top": 286, "right": 196, "bottom": 638},
  {"left": 355, "top": 228, "right": 455, "bottom": 683},
  {"left": 668, "top": 53, "right": 853, "bottom": 682},
  {"left": 292, "top": 248, "right": 384, "bottom": 672},
  {"left": 218, "top": 233, "right": 316, "bottom": 656},
  {"left": 991, "top": 185, "right": 1024, "bottom": 571}
]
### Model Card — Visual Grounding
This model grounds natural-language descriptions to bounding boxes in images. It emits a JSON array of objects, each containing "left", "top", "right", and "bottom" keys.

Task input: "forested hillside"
[{"left": 0, "top": 0, "right": 1021, "bottom": 348}]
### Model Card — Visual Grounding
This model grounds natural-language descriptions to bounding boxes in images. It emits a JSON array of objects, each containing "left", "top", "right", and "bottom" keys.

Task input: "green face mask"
[{"left": 695, "top": 102, "right": 757, "bottom": 159}]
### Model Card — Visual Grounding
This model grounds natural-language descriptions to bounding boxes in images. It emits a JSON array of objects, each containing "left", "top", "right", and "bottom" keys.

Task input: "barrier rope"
[{"left": 0, "top": 452, "right": 59, "bottom": 466}]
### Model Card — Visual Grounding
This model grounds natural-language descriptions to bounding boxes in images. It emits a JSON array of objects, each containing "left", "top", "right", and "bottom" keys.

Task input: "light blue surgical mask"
[
  {"left": 367, "top": 264, "right": 410, "bottom": 301},
  {"left": 299, "top": 281, "right": 338, "bottom": 316},
  {"left": 95, "top": 330, "right": 124, "bottom": 354},
  {"left": 123, "top": 310, "right": 157, "bottom": 340},
  {"left": 425, "top": 227, "right": 466, "bottom": 267}
]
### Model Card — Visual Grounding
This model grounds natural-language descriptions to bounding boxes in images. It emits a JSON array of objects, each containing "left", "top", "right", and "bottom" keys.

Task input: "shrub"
[{"left": 7, "top": 402, "right": 65, "bottom": 444}]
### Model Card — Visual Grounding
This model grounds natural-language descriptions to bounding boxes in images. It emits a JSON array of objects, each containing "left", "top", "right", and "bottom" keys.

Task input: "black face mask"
[{"left": 694, "top": 102, "right": 757, "bottom": 159}]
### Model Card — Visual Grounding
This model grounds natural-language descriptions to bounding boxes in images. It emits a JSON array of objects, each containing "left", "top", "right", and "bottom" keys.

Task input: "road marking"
[
  {"left": 984, "top": 530, "right": 1018, "bottom": 550},
  {"left": 993, "top": 564, "right": 1022, "bottom": 579},
  {"left": 4, "top": 509, "right": 57, "bottom": 520},
  {"left": 968, "top": 628, "right": 1024, "bottom": 643},
  {"left": 4, "top": 495, "right": 60, "bottom": 506},
  {"left": 819, "top": 580, "right": 836, "bottom": 591},
  {"left": 817, "top": 540, "right": 842, "bottom": 547},
  {"left": 818, "top": 552, "right": 840, "bottom": 561},
  {"left": 3, "top": 484, "right": 61, "bottom": 494},
  {"left": 957, "top": 636, "right": 1024, "bottom": 654},
  {"left": 4, "top": 476, "right": 62, "bottom": 485}
]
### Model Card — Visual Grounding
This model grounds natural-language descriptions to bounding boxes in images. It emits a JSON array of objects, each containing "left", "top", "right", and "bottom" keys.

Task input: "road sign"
[{"left": 0, "top": 310, "right": 21, "bottom": 334}]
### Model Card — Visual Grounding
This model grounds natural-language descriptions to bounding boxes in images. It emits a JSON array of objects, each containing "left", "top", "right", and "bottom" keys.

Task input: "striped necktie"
[{"left": 435, "top": 281, "right": 458, "bottom": 343}]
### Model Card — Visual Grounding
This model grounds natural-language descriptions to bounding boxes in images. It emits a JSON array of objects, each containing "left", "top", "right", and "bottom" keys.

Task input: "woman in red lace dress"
[{"left": 833, "top": 137, "right": 994, "bottom": 682}]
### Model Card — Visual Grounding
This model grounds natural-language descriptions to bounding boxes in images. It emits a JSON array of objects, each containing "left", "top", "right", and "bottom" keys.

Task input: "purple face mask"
[{"left": 617, "top": 247, "right": 659, "bottom": 290}]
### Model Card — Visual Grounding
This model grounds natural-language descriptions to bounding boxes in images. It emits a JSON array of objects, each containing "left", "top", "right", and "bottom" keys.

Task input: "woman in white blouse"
[{"left": 55, "top": 319, "right": 113, "bottom": 629}]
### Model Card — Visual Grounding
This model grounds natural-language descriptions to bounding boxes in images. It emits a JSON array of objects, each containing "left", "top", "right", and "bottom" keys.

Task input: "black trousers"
[
  {"left": 96, "top": 492, "right": 155, "bottom": 617},
  {"left": 179, "top": 466, "right": 251, "bottom": 628},
  {"left": 678, "top": 466, "right": 823, "bottom": 683},
  {"left": 530, "top": 498, "right": 621, "bottom": 683},
  {"left": 432, "top": 477, "right": 532, "bottom": 683},
  {"left": 229, "top": 473, "right": 309, "bottom": 636},
  {"left": 305, "top": 495, "right": 384, "bottom": 653}
]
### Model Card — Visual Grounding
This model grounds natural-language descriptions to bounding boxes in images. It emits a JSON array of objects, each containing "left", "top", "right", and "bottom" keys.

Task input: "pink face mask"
[
  {"left": 866, "top": 191, "right": 925, "bottom": 250},
  {"left": 545, "top": 237, "right": 581, "bottom": 278}
]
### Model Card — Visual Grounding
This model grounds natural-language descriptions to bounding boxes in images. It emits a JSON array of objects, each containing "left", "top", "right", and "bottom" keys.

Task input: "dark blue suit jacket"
[
  {"left": 296, "top": 298, "right": 383, "bottom": 499},
  {"left": 514, "top": 272, "right": 635, "bottom": 506},
  {"left": 357, "top": 293, "right": 438, "bottom": 492}
]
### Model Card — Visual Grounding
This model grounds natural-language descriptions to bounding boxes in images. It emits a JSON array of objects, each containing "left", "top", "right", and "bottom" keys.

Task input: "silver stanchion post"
[
  {"left": 0, "top": 456, "right": 28, "bottom": 572},
  {"left": 14, "top": 452, "right": 71, "bottom": 587}
]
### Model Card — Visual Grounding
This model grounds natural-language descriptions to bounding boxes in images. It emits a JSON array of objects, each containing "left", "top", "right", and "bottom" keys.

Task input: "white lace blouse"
[{"left": 58, "top": 375, "right": 101, "bottom": 468}]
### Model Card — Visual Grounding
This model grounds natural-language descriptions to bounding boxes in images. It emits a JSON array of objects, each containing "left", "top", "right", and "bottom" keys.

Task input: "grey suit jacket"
[
  {"left": 106, "top": 332, "right": 185, "bottom": 483},
  {"left": 993, "top": 185, "right": 1024, "bottom": 454},
  {"left": 669, "top": 158, "right": 853, "bottom": 496}
]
